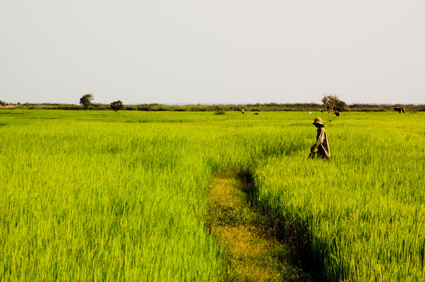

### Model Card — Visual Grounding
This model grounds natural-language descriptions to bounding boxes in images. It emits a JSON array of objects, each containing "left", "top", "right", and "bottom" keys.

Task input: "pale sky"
[{"left": 1, "top": 1, "right": 424, "bottom": 105}]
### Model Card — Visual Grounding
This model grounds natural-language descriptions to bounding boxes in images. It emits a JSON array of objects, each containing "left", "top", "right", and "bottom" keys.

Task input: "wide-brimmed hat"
[{"left": 313, "top": 117, "right": 323, "bottom": 125}]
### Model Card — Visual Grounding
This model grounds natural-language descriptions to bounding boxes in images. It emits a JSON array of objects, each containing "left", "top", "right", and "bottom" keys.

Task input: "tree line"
[{"left": 4, "top": 94, "right": 425, "bottom": 112}]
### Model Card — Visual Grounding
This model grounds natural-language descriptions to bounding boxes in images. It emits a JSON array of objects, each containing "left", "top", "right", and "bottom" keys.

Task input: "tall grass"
[
  {"left": 1, "top": 110, "right": 424, "bottom": 280},
  {"left": 0, "top": 110, "right": 226, "bottom": 280},
  {"left": 254, "top": 112, "right": 425, "bottom": 281}
]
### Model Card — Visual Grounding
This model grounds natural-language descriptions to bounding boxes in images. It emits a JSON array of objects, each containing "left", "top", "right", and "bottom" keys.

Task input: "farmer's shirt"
[{"left": 314, "top": 127, "right": 330, "bottom": 159}]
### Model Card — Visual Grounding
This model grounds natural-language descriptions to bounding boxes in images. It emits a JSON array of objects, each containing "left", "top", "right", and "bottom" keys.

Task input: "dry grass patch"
[
  {"left": 208, "top": 177, "right": 243, "bottom": 209},
  {"left": 216, "top": 225, "right": 269, "bottom": 258},
  {"left": 206, "top": 168, "right": 311, "bottom": 281}
]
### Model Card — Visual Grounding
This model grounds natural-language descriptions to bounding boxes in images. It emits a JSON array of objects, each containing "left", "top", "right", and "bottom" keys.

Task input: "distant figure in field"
[
  {"left": 309, "top": 117, "right": 331, "bottom": 161},
  {"left": 334, "top": 112, "right": 340, "bottom": 117},
  {"left": 241, "top": 108, "right": 245, "bottom": 114},
  {"left": 394, "top": 107, "right": 406, "bottom": 113}
]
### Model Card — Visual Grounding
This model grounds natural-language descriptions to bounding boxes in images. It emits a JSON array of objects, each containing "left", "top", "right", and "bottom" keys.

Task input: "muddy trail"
[{"left": 205, "top": 168, "right": 316, "bottom": 282}]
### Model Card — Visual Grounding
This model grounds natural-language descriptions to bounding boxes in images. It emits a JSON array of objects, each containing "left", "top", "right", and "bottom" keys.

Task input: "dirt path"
[{"left": 205, "top": 168, "right": 312, "bottom": 281}]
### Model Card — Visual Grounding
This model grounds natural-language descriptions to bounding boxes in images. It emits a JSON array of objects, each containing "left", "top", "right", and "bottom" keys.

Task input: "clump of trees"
[
  {"left": 80, "top": 94, "right": 94, "bottom": 110},
  {"left": 110, "top": 100, "right": 124, "bottom": 112},
  {"left": 322, "top": 95, "right": 348, "bottom": 112}
]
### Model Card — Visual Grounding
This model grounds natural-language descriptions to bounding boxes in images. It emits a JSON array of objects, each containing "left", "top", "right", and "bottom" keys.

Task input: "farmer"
[{"left": 309, "top": 117, "right": 331, "bottom": 161}]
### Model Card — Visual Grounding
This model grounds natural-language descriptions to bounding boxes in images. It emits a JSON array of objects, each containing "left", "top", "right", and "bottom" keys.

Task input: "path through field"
[{"left": 205, "top": 169, "right": 312, "bottom": 281}]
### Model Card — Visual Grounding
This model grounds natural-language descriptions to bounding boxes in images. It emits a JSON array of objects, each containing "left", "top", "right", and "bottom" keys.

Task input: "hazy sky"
[{"left": 1, "top": 1, "right": 424, "bottom": 105}]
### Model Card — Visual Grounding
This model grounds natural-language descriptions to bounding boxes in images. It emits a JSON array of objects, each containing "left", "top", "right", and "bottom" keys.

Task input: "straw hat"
[{"left": 313, "top": 117, "right": 323, "bottom": 125}]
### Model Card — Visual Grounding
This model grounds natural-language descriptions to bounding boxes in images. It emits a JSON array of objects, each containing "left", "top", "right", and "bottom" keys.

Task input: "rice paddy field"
[{"left": 0, "top": 109, "right": 424, "bottom": 281}]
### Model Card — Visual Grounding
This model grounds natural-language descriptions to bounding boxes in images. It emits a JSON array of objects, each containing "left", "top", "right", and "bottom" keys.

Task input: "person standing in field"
[{"left": 309, "top": 117, "right": 331, "bottom": 161}]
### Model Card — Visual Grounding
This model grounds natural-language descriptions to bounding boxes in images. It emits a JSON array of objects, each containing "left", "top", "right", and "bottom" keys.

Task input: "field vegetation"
[
  {"left": 0, "top": 109, "right": 424, "bottom": 280},
  {"left": 8, "top": 102, "right": 425, "bottom": 112}
]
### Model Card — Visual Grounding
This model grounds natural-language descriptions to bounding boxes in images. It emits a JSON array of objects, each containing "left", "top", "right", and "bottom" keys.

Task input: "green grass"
[
  {"left": 0, "top": 110, "right": 424, "bottom": 280},
  {"left": 254, "top": 112, "right": 425, "bottom": 281}
]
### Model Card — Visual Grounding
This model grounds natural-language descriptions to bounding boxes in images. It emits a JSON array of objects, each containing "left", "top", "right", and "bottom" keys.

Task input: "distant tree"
[
  {"left": 80, "top": 94, "right": 94, "bottom": 110},
  {"left": 110, "top": 100, "right": 124, "bottom": 112},
  {"left": 322, "top": 95, "right": 346, "bottom": 112}
]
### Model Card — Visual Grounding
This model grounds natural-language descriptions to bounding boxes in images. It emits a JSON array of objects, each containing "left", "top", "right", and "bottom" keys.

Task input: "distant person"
[
  {"left": 309, "top": 117, "right": 331, "bottom": 161},
  {"left": 241, "top": 108, "right": 245, "bottom": 114}
]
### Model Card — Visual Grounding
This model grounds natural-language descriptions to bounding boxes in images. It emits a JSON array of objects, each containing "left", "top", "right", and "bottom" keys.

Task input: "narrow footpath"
[{"left": 205, "top": 168, "right": 312, "bottom": 281}]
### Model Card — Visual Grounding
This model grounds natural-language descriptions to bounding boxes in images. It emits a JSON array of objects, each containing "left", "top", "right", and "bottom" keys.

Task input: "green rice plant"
[
  {"left": 0, "top": 110, "right": 228, "bottom": 280},
  {"left": 254, "top": 112, "right": 425, "bottom": 281},
  {"left": 1, "top": 110, "right": 424, "bottom": 280}
]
